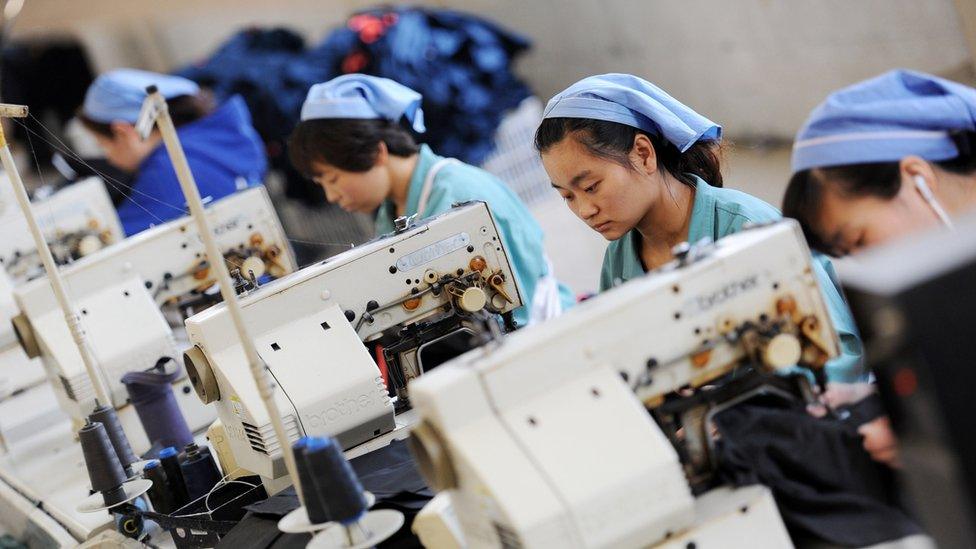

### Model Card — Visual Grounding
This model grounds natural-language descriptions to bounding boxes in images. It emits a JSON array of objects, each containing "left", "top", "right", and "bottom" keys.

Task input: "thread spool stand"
[
  {"left": 277, "top": 437, "right": 402, "bottom": 547},
  {"left": 307, "top": 511, "right": 405, "bottom": 549},
  {"left": 277, "top": 492, "right": 378, "bottom": 534}
]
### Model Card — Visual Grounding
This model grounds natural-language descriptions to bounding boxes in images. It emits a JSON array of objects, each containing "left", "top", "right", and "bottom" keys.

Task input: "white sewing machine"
[
  {"left": 9, "top": 186, "right": 295, "bottom": 451},
  {"left": 0, "top": 175, "right": 123, "bottom": 379},
  {"left": 182, "top": 201, "right": 523, "bottom": 484},
  {"left": 408, "top": 220, "right": 839, "bottom": 548},
  {"left": 0, "top": 175, "right": 124, "bottom": 284},
  {"left": 0, "top": 176, "right": 124, "bottom": 446}
]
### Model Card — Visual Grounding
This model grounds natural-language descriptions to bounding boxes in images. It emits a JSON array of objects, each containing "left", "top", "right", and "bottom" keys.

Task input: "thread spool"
[
  {"left": 305, "top": 437, "right": 367, "bottom": 525},
  {"left": 143, "top": 460, "right": 175, "bottom": 514},
  {"left": 179, "top": 442, "right": 223, "bottom": 501},
  {"left": 294, "top": 437, "right": 330, "bottom": 525},
  {"left": 89, "top": 404, "right": 137, "bottom": 476},
  {"left": 79, "top": 420, "right": 127, "bottom": 507},
  {"left": 278, "top": 437, "right": 380, "bottom": 535},
  {"left": 121, "top": 359, "right": 193, "bottom": 450},
  {"left": 159, "top": 446, "right": 189, "bottom": 509}
]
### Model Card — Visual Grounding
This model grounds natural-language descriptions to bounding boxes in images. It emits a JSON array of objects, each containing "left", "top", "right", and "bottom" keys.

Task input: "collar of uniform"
[
  {"left": 623, "top": 174, "right": 714, "bottom": 278},
  {"left": 404, "top": 144, "right": 440, "bottom": 216},
  {"left": 375, "top": 143, "right": 437, "bottom": 226},
  {"left": 686, "top": 175, "right": 715, "bottom": 244}
]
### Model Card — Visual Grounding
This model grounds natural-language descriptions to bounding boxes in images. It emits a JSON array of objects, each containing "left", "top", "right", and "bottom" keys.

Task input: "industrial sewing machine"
[
  {"left": 9, "top": 186, "right": 295, "bottom": 451},
  {"left": 408, "top": 220, "right": 839, "bottom": 548},
  {"left": 0, "top": 175, "right": 123, "bottom": 356},
  {"left": 0, "top": 176, "right": 125, "bottom": 445},
  {"left": 0, "top": 175, "right": 124, "bottom": 283},
  {"left": 182, "top": 201, "right": 523, "bottom": 484}
]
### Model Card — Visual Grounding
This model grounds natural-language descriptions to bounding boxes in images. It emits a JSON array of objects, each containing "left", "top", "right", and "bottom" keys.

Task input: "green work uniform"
[
  {"left": 599, "top": 176, "right": 865, "bottom": 383},
  {"left": 376, "top": 145, "right": 575, "bottom": 326}
]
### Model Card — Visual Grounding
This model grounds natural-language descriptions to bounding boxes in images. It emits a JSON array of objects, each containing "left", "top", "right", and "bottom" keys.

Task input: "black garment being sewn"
[{"left": 713, "top": 398, "right": 921, "bottom": 546}]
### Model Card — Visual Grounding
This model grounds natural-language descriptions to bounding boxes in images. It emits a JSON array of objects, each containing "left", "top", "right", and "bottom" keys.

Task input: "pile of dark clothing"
[
  {"left": 309, "top": 7, "right": 532, "bottom": 166},
  {"left": 175, "top": 7, "right": 532, "bottom": 203}
]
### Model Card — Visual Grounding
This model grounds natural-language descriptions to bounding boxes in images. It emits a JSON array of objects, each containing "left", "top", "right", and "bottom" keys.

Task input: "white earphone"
[{"left": 914, "top": 175, "right": 954, "bottom": 228}]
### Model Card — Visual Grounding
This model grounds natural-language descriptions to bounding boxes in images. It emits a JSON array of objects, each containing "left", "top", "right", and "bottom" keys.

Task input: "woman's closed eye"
[{"left": 583, "top": 181, "right": 600, "bottom": 193}]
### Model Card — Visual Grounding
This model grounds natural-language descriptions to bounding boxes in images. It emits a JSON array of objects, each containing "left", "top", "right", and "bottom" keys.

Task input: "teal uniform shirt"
[
  {"left": 376, "top": 145, "right": 575, "bottom": 326},
  {"left": 600, "top": 177, "right": 865, "bottom": 383}
]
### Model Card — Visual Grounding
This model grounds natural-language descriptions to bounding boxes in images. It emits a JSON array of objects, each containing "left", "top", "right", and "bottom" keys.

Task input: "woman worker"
[
  {"left": 79, "top": 68, "right": 267, "bottom": 235},
  {"left": 781, "top": 69, "right": 976, "bottom": 467},
  {"left": 288, "top": 74, "right": 574, "bottom": 327},
  {"left": 783, "top": 69, "right": 976, "bottom": 257},
  {"left": 534, "top": 73, "right": 864, "bottom": 383}
]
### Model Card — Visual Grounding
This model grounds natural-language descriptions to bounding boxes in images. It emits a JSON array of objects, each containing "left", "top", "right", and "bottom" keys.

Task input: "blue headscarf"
[
  {"left": 542, "top": 73, "right": 721, "bottom": 152},
  {"left": 792, "top": 69, "right": 976, "bottom": 172},
  {"left": 300, "top": 74, "right": 426, "bottom": 133},
  {"left": 82, "top": 69, "right": 200, "bottom": 124}
]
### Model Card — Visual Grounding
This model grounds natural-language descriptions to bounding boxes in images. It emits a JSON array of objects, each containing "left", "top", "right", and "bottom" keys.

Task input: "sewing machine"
[
  {"left": 0, "top": 175, "right": 122, "bottom": 373},
  {"left": 0, "top": 176, "right": 125, "bottom": 446},
  {"left": 408, "top": 220, "right": 839, "bottom": 548},
  {"left": 0, "top": 175, "right": 124, "bottom": 284},
  {"left": 182, "top": 201, "right": 523, "bottom": 484},
  {"left": 9, "top": 186, "right": 295, "bottom": 451}
]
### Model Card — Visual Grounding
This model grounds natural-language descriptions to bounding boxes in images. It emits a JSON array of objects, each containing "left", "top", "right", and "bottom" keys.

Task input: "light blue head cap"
[
  {"left": 300, "top": 74, "right": 426, "bottom": 133},
  {"left": 791, "top": 69, "right": 976, "bottom": 172},
  {"left": 82, "top": 68, "right": 200, "bottom": 124},
  {"left": 542, "top": 73, "right": 721, "bottom": 152}
]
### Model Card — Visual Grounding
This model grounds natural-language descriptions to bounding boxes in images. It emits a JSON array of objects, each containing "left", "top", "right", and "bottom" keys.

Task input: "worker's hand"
[
  {"left": 821, "top": 382, "right": 876, "bottom": 409},
  {"left": 858, "top": 416, "right": 900, "bottom": 468},
  {"left": 806, "top": 382, "right": 876, "bottom": 418}
]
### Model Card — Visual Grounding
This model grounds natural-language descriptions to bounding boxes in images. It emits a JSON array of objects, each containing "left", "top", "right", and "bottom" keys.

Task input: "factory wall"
[{"left": 9, "top": 0, "right": 973, "bottom": 141}]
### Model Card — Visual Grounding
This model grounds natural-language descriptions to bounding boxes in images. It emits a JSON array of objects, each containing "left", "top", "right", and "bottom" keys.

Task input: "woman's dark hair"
[
  {"left": 78, "top": 92, "right": 215, "bottom": 137},
  {"left": 288, "top": 118, "right": 420, "bottom": 176},
  {"left": 534, "top": 117, "right": 724, "bottom": 188},
  {"left": 782, "top": 131, "right": 976, "bottom": 253}
]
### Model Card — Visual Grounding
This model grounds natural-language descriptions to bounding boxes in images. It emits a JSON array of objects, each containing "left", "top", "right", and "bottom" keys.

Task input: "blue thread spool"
[
  {"left": 179, "top": 442, "right": 223, "bottom": 501},
  {"left": 122, "top": 362, "right": 193, "bottom": 450},
  {"left": 304, "top": 436, "right": 367, "bottom": 525},
  {"left": 78, "top": 420, "right": 127, "bottom": 507},
  {"left": 159, "top": 446, "right": 189, "bottom": 508}
]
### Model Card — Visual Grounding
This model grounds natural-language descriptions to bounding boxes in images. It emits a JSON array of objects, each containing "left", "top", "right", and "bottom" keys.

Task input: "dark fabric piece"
[
  {"left": 228, "top": 439, "right": 430, "bottom": 548},
  {"left": 714, "top": 400, "right": 921, "bottom": 546}
]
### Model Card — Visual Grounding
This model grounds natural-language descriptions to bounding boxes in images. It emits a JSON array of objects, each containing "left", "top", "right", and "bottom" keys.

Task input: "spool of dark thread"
[
  {"left": 121, "top": 361, "right": 192, "bottom": 450},
  {"left": 294, "top": 437, "right": 330, "bottom": 524},
  {"left": 159, "top": 446, "right": 189, "bottom": 509},
  {"left": 304, "top": 436, "right": 367, "bottom": 525},
  {"left": 143, "top": 460, "right": 175, "bottom": 514},
  {"left": 179, "top": 442, "right": 223, "bottom": 501},
  {"left": 78, "top": 420, "right": 127, "bottom": 507},
  {"left": 89, "top": 404, "right": 137, "bottom": 476}
]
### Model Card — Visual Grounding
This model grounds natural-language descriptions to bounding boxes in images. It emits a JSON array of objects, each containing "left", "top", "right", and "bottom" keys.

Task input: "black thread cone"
[
  {"left": 294, "top": 438, "right": 330, "bottom": 524},
  {"left": 180, "top": 442, "right": 223, "bottom": 501},
  {"left": 90, "top": 404, "right": 137, "bottom": 475},
  {"left": 79, "top": 420, "right": 127, "bottom": 506},
  {"left": 305, "top": 437, "right": 366, "bottom": 524}
]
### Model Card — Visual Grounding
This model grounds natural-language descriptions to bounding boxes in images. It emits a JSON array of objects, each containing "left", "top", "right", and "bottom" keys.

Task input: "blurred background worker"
[
  {"left": 288, "top": 74, "right": 574, "bottom": 326},
  {"left": 78, "top": 69, "right": 267, "bottom": 235},
  {"left": 783, "top": 69, "right": 976, "bottom": 257}
]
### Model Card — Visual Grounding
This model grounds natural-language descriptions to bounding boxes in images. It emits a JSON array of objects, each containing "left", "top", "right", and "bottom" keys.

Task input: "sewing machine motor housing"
[
  {"left": 408, "top": 220, "right": 838, "bottom": 548},
  {"left": 183, "top": 201, "right": 523, "bottom": 481}
]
